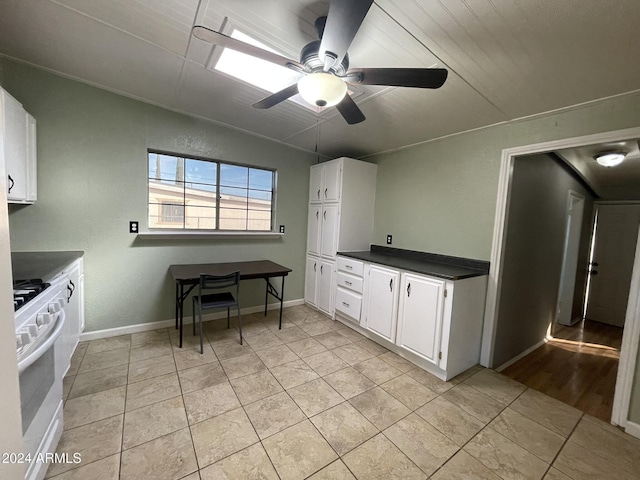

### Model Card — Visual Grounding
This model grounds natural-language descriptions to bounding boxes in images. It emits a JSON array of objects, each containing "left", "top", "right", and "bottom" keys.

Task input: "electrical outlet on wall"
[
  {"left": 279, "top": 225, "right": 285, "bottom": 233},
  {"left": 130, "top": 221, "right": 139, "bottom": 234},
  {"left": 386, "top": 234, "right": 392, "bottom": 245}
]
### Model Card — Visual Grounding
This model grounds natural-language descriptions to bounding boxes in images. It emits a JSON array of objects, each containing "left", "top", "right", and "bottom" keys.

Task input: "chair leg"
[
  {"left": 238, "top": 305, "right": 242, "bottom": 345},
  {"left": 198, "top": 306, "right": 204, "bottom": 355},
  {"left": 192, "top": 298, "right": 196, "bottom": 336},
  {"left": 227, "top": 307, "right": 230, "bottom": 329}
]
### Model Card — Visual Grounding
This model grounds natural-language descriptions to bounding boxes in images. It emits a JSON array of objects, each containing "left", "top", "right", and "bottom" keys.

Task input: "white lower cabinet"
[
  {"left": 305, "top": 256, "right": 319, "bottom": 306},
  {"left": 396, "top": 273, "right": 445, "bottom": 366},
  {"left": 364, "top": 265, "right": 399, "bottom": 343},
  {"left": 317, "top": 260, "right": 335, "bottom": 316},
  {"left": 335, "top": 255, "right": 487, "bottom": 380}
]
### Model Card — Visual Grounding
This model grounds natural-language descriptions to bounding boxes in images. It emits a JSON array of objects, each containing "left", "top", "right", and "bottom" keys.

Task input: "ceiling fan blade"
[
  {"left": 319, "top": 0, "right": 373, "bottom": 71},
  {"left": 192, "top": 26, "right": 304, "bottom": 71},
  {"left": 345, "top": 68, "right": 448, "bottom": 89},
  {"left": 335, "top": 94, "right": 365, "bottom": 125},
  {"left": 253, "top": 84, "right": 299, "bottom": 109}
]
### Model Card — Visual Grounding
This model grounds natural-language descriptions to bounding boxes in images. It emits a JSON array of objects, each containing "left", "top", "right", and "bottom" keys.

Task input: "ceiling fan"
[{"left": 192, "top": 0, "right": 447, "bottom": 125}]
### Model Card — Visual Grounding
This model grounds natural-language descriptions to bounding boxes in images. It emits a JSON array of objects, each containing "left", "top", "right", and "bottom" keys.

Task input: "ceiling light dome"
[
  {"left": 595, "top": 152, "right": 626, "bottom": 167},
  {"left": 298, "top": 73, "right": 347, "bottom": 107}
]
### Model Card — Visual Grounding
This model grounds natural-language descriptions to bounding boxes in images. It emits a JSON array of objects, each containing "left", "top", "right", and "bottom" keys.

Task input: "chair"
[{"left": 192, "top": 271, "right": 241, "bottom": 354}]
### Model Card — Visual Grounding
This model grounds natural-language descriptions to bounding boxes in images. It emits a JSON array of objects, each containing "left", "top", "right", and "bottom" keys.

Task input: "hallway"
[{"left": 501, "top": 320, "right": 622, "bottom": 422}]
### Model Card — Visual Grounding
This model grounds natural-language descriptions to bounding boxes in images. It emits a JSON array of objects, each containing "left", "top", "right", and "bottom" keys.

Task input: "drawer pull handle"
[
  {"left": 389, "top": 278, "right": 393, "bottom": 291},
  {"left": 8, "top": 174, "right": 14, "bottom": 193},
  {"left": 407, "top": 283, "right": 411, "bottom": 297},
  {"left": 345, "top": 265, "right": 352, "bottom": 270},
  {"left": 344, "top": 281, "right": 352, "bottom": 286},
  {"left": 342, "top": 302, "right": 350, "bottom": 307}
]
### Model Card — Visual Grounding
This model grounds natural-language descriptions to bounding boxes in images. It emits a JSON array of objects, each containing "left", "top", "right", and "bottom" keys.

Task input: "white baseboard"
[
  {"left": 80, "top": 299, "right": 305, "bottom": 342},
  {"left": 495, "top": 338, "right": 547, "bottom": 372},
  {"left": 623, "top": 420, "right": 640, "bottom": 440}
]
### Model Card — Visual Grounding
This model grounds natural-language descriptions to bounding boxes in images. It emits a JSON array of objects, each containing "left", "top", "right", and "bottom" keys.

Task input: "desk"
[{"left": 169, "top": 260, "right": 292, "bottom": 348}]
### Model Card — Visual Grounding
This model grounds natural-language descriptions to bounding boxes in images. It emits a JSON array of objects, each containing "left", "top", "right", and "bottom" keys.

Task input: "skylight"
[{"left": 214, "top": 30, "right": 306, "bottom": 103}]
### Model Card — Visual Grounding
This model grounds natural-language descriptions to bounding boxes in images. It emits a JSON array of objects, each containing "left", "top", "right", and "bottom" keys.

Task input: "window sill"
[{"left": 137, "top": 231, "right": 283, "bottom": 240}]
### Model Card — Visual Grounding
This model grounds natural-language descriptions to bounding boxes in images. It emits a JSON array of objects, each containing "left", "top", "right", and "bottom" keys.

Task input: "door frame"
[
  {"left": 612, "top": 223, "right": 640, "bottom": 436},
  {"left": 480, "top": 125, "right": 640, "bottom": 430}
]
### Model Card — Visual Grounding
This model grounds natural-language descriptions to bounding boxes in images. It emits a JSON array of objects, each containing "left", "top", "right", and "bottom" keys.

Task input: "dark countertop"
[
  {"left": 338, "top": 245, "right": 489, "bottom": 280},
  {"left": 11, "top": 251, "right": 84, "bottom": 282}
]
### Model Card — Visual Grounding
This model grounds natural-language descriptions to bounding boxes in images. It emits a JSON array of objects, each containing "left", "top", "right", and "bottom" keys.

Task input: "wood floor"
[{"left": 501, "top": 319, "right": 623, "bottom": 422}]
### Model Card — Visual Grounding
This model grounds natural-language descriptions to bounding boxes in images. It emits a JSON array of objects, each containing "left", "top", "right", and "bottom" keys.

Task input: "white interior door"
[
  {"left": 556, "top": 191, "right": 585, "bottom": 326},
  {"left": 585, "top": 204, "right": 640, "bottom": 327}
]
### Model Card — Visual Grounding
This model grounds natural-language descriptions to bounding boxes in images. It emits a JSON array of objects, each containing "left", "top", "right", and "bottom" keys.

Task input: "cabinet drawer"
[
  {"left": 335, "top": 287, "right": 362, "bottom": 321},
  {"left": 336, "top": 272, "right": 363, "bottom": 294},
  {"left": 337, "top": 257, "right": 364, "bottom": 276}
]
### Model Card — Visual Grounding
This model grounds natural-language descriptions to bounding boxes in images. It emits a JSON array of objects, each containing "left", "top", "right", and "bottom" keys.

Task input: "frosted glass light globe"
[{"left": 298, "top": 73, "right": 347, "bottom": 107}]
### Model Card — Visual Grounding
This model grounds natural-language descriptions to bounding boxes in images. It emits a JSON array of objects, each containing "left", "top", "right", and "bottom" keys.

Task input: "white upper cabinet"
[
  {"left": 307, "top": 205, "right": 321, "bottom": 255},
  {"left": 1, "top": 88, "right": 37, "bottom": 204},
  {"left": 309, "top": 161, "right": 341, "bottom": 204},
  {"left": 309, "top": 164, "right": 323, "bottom": 203},
  {"left": 320, "top": 204, "right": 339, "bottom": 258},
  {"left": 322, "top": 161, "right": 341, "bottom": 202}
]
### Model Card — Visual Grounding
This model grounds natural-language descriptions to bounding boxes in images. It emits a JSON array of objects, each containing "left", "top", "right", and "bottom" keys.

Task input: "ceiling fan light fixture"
[
  {"left": 595, "top": 152, "right": 626, "bottom": 167},
  {"left": 298, "top": 72, "right": 346, "bottom": 107}
]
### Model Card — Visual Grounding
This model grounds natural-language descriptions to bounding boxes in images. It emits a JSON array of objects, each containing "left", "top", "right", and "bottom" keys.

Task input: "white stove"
[{"left": 14, "top": 273, "right": 68, "bottom": 480}]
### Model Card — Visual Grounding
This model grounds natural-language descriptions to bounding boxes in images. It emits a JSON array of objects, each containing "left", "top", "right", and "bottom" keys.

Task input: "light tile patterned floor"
[{"left": 49, "top": 305, "right": 640, "bottom": 480}]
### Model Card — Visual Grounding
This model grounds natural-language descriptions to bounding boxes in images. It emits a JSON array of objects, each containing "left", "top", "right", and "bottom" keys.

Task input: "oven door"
[{"left": 19, "top": 309, "right": 65, "bottom": 480}]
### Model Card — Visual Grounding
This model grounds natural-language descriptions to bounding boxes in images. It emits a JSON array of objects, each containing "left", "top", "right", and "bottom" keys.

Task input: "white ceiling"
[{"left": 1, "top": 0, "right": 639, "bottom": 162}]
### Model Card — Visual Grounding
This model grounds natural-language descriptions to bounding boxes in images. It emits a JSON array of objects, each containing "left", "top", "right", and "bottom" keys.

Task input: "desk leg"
[
  {"left": 279, "top": 275, "right": 285, "bottom": 330},
  {"left": 264, "top": 276, "right": 286, "bottom": 330},
  {"left": 175, "top": 282, "right": 179, "bottom": 330},
  {"left": 179, "top": 283, "right": 184, "bottom": 348}
]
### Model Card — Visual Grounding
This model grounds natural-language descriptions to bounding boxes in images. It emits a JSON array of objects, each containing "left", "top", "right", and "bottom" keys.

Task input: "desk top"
[{"left": 169, "top": 260, "right": 291, "bottom": 283}]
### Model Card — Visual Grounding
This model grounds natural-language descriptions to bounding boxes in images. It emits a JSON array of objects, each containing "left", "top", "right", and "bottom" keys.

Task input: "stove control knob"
[
  {"left": 18, "top": 331, "right": 31, "bottom": 346},
  {"left": 49, "top": 302, "right": 61, "bottom": 313},
  {"left": 37, "top": 313, "right": 53, "bottom": 326},
  {"left": 28, "top": 325, "right": 38, "bottom": 338}
]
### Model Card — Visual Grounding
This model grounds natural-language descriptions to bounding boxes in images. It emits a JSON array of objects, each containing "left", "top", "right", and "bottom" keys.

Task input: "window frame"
[{"left": 147, "top": 149, "right": 277, "bottom": 233}]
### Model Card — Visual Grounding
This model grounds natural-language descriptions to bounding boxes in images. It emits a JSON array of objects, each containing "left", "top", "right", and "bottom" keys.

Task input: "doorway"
[{"left": 481, "top": 126, "right": 640, "bottom": 435}]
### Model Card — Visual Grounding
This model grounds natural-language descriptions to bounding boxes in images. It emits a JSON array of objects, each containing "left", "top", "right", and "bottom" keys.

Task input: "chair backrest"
[{"left": 199, "top": 271, "right": 240, "bottom": 293}]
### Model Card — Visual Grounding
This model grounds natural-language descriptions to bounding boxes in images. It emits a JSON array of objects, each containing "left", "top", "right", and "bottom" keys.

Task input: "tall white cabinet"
[{"left": 304, "top": 157, "right": 377, "bottom": 317}]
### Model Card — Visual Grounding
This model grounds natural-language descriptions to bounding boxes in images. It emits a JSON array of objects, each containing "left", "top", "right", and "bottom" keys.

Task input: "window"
[{"left": 148, "top": 151, "right": 275, "bottom": 231}]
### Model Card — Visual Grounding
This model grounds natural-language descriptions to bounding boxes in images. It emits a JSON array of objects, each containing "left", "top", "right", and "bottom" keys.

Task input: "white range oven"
[{"left": 14, "top": 273, "right": 68, "bottom": 480}]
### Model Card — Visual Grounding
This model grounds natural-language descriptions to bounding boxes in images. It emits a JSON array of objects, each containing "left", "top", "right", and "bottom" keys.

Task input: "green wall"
[
  {"left": 1, "top": 58, "right": 317, "bottom": 332},
  {"left": 368, "top": 92, "right": 640, "bottom": 260}
]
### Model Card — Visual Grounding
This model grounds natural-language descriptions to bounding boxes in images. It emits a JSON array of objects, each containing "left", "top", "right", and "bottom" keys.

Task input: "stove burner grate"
[{"left": 13, "top": 279, "right": 50, "bottom": 311}]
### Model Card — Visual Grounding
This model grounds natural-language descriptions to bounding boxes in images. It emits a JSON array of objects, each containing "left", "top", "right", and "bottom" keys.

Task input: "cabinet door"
[
  {"left": 397, "top": 273, "right": 445, "bottom": 365},
  {"left": 305, "top": 256, "right": 319, "bottom": 306},
  {"left": 323, "top": 161, "right": 341, "bottom": 202},
  {"left": 3, "top": 90, "right": 28, "bottom": 201},
  {"left": 66, "top": 261, "right": 82, "bottom": 359},
  {"left": 365, "top": 265, "right": 399, "bottom": 342},
  {"left": 309, "top": 164, "right": 323, "bottom": 203},
  {"left": 25, "top": 113, "right": 37, "bottom": 202},
  {"left": 307, "top": 205, "right": 321, "bottom": 255},
  {"left": 317, "top": 260, "right": 335, "bottom": 315},
  {"left": 320, "top": 204, "right": 339, "bottom": 258}
]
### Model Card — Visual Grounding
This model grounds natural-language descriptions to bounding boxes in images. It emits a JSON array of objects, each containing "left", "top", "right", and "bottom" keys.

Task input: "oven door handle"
[{"left": 18, "top": 310, "right": 66, "bottom": 375}]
